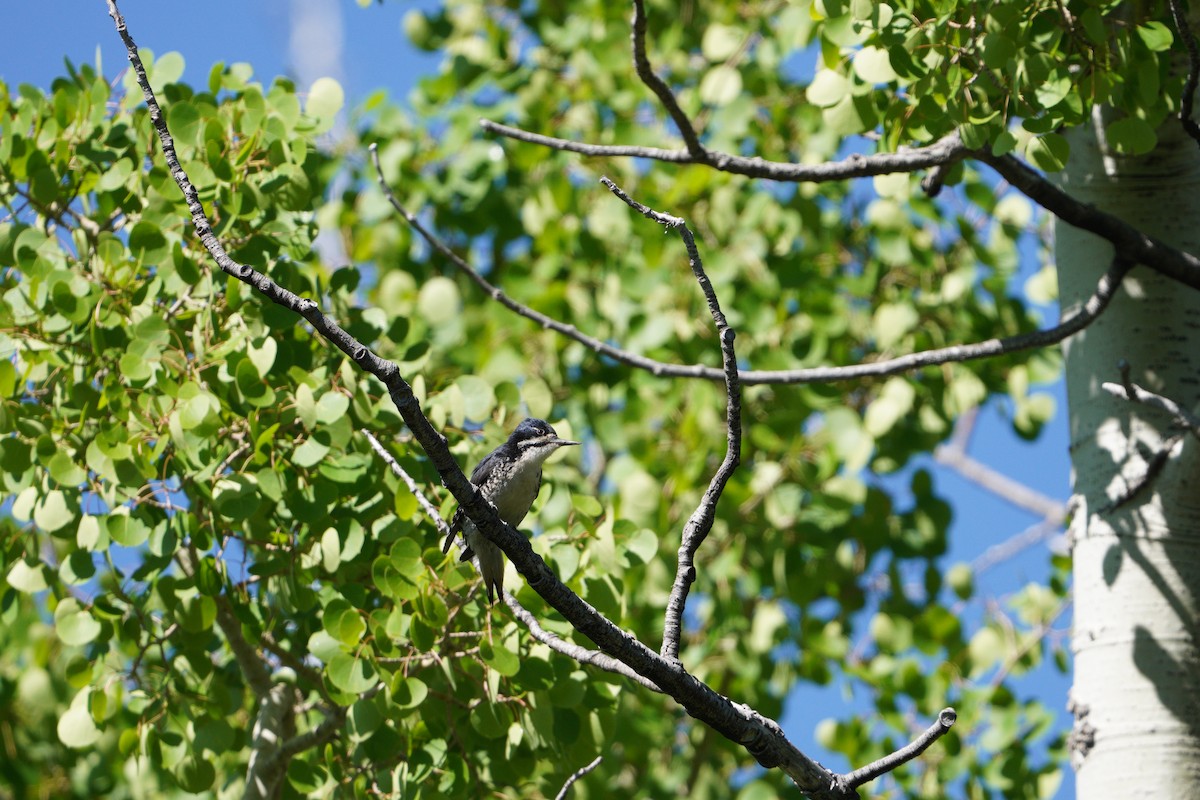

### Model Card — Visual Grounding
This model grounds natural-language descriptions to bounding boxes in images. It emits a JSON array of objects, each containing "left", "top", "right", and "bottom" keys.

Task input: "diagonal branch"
[
  {"left": 935, "top": 409, "right": 1069, "bottom": 522},
  {"left": 598, "top": 177, "right": 742, "bottom": 664},
  {"left": 978, "top": 151, "right": 1200, "bottom": 291},
  {"left": 554, "top": 755, "right": 604, "bottom": 800},
  {"left": 503, "top": 590, "right": 662, "bottom": 692},
  {"left": 841, "top": 708, "right": 957, "bottom": 789},
  {"left": 631, "top": 0, "right": 704, "bottom": 156},
  {"left": 108, "top": 3, "right": 951, "bottom": 794},
  {"left": 480, "top": 119, "right": 969, "bottom": 184},
  {"left": 362, "top": 429, "right": 451, "bottom": 538}
]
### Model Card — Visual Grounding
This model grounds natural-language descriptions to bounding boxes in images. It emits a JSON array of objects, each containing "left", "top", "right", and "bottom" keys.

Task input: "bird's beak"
[{"left": 556, "top": 438, "right": 581, "bottom": 447}]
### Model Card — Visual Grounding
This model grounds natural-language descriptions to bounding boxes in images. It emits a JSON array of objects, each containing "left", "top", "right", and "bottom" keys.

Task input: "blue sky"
[{"left": 2, "top": 1, "right": 1075, "bottom": 794}]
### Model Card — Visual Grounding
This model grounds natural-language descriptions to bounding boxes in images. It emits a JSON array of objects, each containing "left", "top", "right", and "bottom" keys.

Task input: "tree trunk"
[{"left": 1057, "top": 108, "right": 1200, "bottom": 797}]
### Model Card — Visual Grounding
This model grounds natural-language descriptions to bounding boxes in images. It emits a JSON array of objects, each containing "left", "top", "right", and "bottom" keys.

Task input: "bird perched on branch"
[{"left": 442, "top": 418, "right": 580, "bottom": 603}]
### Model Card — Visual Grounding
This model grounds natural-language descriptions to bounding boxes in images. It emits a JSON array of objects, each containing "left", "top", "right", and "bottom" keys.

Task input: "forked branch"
[{"left": 597, "top": 177, "right": 742, "bottom": 663}]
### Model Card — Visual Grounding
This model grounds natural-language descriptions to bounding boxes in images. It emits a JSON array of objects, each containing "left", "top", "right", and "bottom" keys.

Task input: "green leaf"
[
  {"left": 417, "top": 277, "right": 462, "bottom": 326},
  {"left": 293, "top": 434, "right": 330, "bottom": 468},
  {"left": 248, "top": 336, "right": 278, "bottom": 375},
  {"left": 863, "top": 377, "right": 916, "bottom": 437},
  {"left": 454, "top": 375, "right": 496, "bottom": 423},
  {"left": 305, "top": 76, "right": 345, "bottom": 134},
  {"left": 213, "top": 475, "right": 261, "bottom": 521},
  {"left": 807, "top": 69, "right": 850, "bottom": 107},
  {"left": 57, "top": 688, "right": 101, "bottom": 748},
  {"left": 7, "top": 559, "right": 49, "bottom": 594},
  {"left": 623, "top": 528, "right": 658, "bottom": 565},
  {"left": 177, "top": 595, "right": 217, "bottom": 633},
  {"left": 390, "top": 538, "right": 425, "bottom": 579},
  {"left": 391, "top": 675, "right": 428, "bottom": 709},
  {"left": 1106, "top": 116, "right": 1157, "bottom": 156},
  {"left": 701, "top": 23, "right": 743, "bottom": 61},
  {"left": 174, "top": 755, "right": 216, "bottom": 793},
  {"left": 152, "top": 51, "right": 186, "bottom": 88},
  {"left": 1025, "top": 133, "right": 1070, "bottom": 172},
  {"left": 107, "top": 512, "right": 149, "bottom": 547},
  {"left": 33, "top": 490, "right": 74, "bottom": 532},
  {"left": 315, "top": 390, "right": 350, "bottom": 424},
  {"left": 327, "top": 652, "right": 377, "bottom": 694},
  {"left": 1136, "top": 21, "right": 1173, "bottom": 52},
  {"left": 852, "top": 46, "right": 896, "bottom": 83},
  {"left": 699, "top": 65, "right": 743, "bottom": 106},
  {"left": 55, "top": 598, "right": 102, "bottom": 646},
  {"left": 77, "top": 515, "right": 106, "bottom": 551},
  {"left": 323, "top": 598, "right": 366, "bottom": 646},
  {"left": 321, "top": 527, "right": 341, "bottom": 572},
  {"left": 480, "top": 639, "right": 520, "bottom": 676},
  {"left": 872, "top": 302, "right": 918, "bottom": 349},
  {"left": 348, "top": 697, "right": 383, "bottom": 742}
]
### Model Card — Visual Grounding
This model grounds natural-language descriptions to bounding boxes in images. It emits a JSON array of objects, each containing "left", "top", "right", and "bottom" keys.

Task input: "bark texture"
[{"left": 1058, "top": 109, "right": 1200, "bottom": 797}]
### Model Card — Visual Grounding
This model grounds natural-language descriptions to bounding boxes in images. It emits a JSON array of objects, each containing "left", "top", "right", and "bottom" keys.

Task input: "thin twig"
[
  {"left": 841, "top": 708, "right": 957, "bottom": 789},
  {"left": 1168, "top": 0, "right": 1200, "bottom": 147},
  {"left": 362, "top": 429, "right": 451, "bottom": 538},
  {"left": 598, "top": 177, "right": 742, "bottom": 664},
  {"left": 989, "top": 600, "right": 1070, "bottom": 690},
  {"left": 502, "top": 590, "right": 662, "bottom": 691},
  {"left": 1101, "top": 375, "right": 1200, "bottom": 435},
  {"left": 970, "top": 517, "right": 1064, "bottom": 575},
  {"left": 481, "top": 119, "right": 968, "bottom": 183},
  {"left": 631, "top": 0, "right": 704, "bottom": 156},
  {"left": 1098, "top": 370, "right": 1200, "bottom": 513},
  {"left": 554, "top": 755, "right": 603, "bottom": 800}
]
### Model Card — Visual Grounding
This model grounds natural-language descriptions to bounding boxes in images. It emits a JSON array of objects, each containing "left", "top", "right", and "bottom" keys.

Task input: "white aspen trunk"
[{"left": 1056, "top": 110, "right": 1200, "bottom": 798}]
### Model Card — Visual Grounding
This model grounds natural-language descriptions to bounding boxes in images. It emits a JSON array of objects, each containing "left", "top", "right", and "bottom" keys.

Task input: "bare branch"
[
  {"left": 631, "top": 0, "right": 704, "bottom": 156},
  {"left": 246, "top": 683, "right": 296, "bottom": 800},
  {"left": 1098, "top": 368, "right": 1200, "bottom": 513},
  {"left": 480, "top": 119, "right": 968, "bottom": 183},
  {"left": 479, "top": 119, "right": 696, "bottom": 161},
  {"left": 275, "top": 708, "right": 346, "bottom": 762},
  {"left": 554, "top": 755, "right": 603, "bottom": 800},
  {"left": 841, "top": 708, "right": 957, "bottom": 789},
  {"left": 935, "top": 414, "right": 1069, "bottom": 522},
  {"left": 598, "top": 178, "right": 742, "bottom": 664},
  {"left": 362, "top": 429, "right": 451, "bottom": 539},
  {"left": 978, "top": 152, "right": 1200, "bottom": 291},
  {"left": 971, "top": 517, "right": 1064, "bottom": 576},
  {"left": 1168, "top": 0, "right": 1200, "bottom": 147},
  {"left": 1101, "top": 371, "right": 1200, "bottom": 435},
  {"left": 503, "top": 591, "right": 663, "bottom": 692}
]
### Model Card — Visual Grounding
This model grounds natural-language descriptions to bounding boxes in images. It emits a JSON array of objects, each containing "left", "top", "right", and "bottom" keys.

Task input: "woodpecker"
[{"left": 442, "top": 418, "right": 579, "bottom": 603}]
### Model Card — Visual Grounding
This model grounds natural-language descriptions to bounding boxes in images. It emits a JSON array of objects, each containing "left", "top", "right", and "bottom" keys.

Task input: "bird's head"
[{"left": 508, "top": 418, "right": 580, "bottom": 462}]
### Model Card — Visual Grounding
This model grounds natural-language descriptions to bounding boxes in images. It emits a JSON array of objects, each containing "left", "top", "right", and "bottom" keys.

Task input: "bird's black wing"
[{"left": 441, "top": 448, "right": 502, "bottom": 556}]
